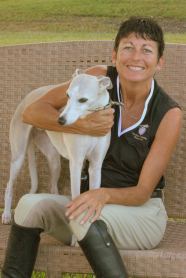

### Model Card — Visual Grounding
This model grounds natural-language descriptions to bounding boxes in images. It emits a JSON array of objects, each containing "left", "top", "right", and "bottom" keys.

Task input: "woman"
[{"left": 2, "top": 17, "right": 182, "bottom": 278}]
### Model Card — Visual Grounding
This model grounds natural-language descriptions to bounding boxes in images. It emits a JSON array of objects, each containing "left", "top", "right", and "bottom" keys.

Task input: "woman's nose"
[{"left": 131, "top": 49, "right": 142, "bottom": 60}]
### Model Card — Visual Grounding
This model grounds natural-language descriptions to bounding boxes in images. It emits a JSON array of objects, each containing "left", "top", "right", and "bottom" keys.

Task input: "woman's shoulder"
[
  {"left": 153, "top": 80, "right": 181, "bottom": 111},
  {"left": 149, "top": 80, "right": 182, "bottom": 137}
]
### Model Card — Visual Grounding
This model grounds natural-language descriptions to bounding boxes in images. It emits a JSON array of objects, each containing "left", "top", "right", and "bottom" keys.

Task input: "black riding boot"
[
  {"left": 2, "top": 222, "right": 43, "bottom": 278},
  {"left": 78, "top": 220, "right": 128, "bottom": 278}
]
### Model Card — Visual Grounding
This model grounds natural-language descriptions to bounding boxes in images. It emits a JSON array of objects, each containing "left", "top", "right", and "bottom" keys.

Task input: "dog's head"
[{"left": 58, "top": 69, "right": 112, "bottom": 125}]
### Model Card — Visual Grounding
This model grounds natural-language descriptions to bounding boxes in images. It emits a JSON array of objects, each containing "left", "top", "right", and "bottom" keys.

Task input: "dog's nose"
[{"left": 58, "top": 116, "right": 66, "bottom": 125}]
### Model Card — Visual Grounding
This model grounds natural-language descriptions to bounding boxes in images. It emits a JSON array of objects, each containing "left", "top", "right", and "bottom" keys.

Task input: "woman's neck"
[{"left": 119, "top": 78, "right": 152, "bottom": 108}]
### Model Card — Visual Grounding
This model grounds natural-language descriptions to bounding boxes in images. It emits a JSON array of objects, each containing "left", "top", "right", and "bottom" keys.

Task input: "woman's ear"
[
  {"left": 156, "top": 56, "right": 165, "bottom": 72},
  {"left": 112, "top": 50, "right": 117, "bottom": 65}
]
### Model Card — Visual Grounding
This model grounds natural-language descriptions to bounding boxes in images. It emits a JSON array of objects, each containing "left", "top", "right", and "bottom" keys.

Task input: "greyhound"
[{"left": 2, "top": 69, "right": 115, "bottom": 224}]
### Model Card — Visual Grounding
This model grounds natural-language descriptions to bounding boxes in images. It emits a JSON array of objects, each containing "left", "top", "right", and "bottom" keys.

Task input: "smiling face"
[{"left": 112, "top": 33, "right": 164, "bottom": 84}]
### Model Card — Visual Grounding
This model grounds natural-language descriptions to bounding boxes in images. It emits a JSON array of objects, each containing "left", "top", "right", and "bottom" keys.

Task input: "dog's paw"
[{"left": 2, "top": 211, "right": 12, "bottom": 224}]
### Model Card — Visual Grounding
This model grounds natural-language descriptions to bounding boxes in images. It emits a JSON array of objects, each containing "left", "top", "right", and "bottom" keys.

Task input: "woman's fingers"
[
  {"left": 74, "top": 108, "right": 115, "bottom": 136},
  {"left": 67, "top": 202, "right": 88, "bottom": 220},
  {"left": 91, "top": 205, "right": 102, "bottom": 223},
  {"left": 81, "top": 203, "right": 102, "bottom": 224},
  {"left": 79, "top": 206, "right": 97, "bottom": 225},
  {"left": 65, "top": 189, "right": 108, "bottom": 224}
]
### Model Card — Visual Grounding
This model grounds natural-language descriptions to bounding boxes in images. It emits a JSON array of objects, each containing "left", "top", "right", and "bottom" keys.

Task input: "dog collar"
[{"left": 88, "top": 100, "right": 124, "bottom": 112}]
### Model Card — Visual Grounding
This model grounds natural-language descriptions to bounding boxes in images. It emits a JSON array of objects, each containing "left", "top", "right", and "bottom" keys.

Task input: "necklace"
[
  {"left": 124, "top": 108, "right": 139, "bottom": 120},
  {"left": 120, "top": 91, "right": 143, "bottom": 121}
]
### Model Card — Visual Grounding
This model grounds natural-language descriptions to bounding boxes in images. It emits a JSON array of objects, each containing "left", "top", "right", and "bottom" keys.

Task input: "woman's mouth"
[{"left": 127, "top": 65, "right": 145, "bottom": 72}]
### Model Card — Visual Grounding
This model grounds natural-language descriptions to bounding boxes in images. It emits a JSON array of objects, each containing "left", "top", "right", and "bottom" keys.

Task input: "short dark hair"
[{"left": 114, "top": 17, "right": 165, "bottom": 59}]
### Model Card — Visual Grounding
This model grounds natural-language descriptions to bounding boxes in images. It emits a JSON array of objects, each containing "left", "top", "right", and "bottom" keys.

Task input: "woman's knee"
[
  {"left": 69, "top": 211, "right": 92, "bottom": 241},
  {"left": 14, "top": 194, "right": 55, "bottom": 228}
]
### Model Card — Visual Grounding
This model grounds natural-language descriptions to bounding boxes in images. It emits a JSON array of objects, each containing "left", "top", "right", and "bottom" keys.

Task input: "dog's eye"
[
  {"left": 66, "top": 92, "right": 70, "bottom": 98},
  {"left": 78, "top": 98, "right": 88, "bottom": 103}
]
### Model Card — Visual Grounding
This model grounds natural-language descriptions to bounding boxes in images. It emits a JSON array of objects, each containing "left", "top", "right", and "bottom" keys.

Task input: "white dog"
[{"left": 2, "top": 70, "right": 114, "bottom": 224}]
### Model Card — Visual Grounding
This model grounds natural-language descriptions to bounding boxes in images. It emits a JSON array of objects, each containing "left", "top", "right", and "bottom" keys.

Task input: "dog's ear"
[
  {"left": 97, "top": 76, "right": 113, "bottom": 89},
  {"left": 72, "top": 68, "right": 84, "bottom": 78}
]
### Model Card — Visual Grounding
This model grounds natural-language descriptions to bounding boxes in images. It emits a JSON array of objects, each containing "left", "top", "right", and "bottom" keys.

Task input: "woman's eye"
[
  {"left": 144, "top": 48, "right": 152, "bottom": 54},
  {"left": 78, "top": 98, "right": 88, "bottom": 103},
  {"left": 124, "top": 46, "right": 133, "bottom": 50}
]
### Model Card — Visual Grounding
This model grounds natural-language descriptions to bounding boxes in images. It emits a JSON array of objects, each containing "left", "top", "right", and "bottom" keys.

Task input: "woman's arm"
[
  {"left": 106, "top": 107, "right": 182, "bottom": 205},
  {"left": 66, "top": 107, "right": 182, "bottom": 223},
  {"left": 22, "top": 65, "right": 112, "bottom": 135}
]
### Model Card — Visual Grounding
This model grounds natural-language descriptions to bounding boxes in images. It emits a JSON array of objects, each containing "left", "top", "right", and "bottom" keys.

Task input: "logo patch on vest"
[
  {"left": 138, "top": 124, "right": 149, "bottom": 136},
  {"left": 132, "top": 124, "right": 149, "bottom": 141}
]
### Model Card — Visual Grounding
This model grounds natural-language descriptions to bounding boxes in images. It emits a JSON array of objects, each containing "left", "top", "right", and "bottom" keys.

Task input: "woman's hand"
[
  {"left": 67, "top": 108, "right": 115, "bottom": 136},
  {"left": 65, "top": 188, "right": 110, "bottom": 224}
]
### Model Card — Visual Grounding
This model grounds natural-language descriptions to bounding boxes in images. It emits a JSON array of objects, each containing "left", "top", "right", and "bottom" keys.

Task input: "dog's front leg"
[
  {"left": 69, "top": 158, "right": 84, "bottom": 199},
  {"left": 88, "top": 134, "right": 111, "bottom": 190},
  {"left": 88, "top": 160, "right": 102, "bottom": 190},
  {"left": 2, "top": 184, "right": 13, "bottom": 224}
]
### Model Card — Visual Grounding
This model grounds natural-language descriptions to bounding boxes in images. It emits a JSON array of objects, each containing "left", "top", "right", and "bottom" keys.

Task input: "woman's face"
[{"left": 112, "top": 33, "right": 164, "bottom": 84}]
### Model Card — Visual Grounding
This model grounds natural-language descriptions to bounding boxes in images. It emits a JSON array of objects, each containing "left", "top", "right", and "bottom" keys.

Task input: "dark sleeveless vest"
[{"left": 100, "top": 66, "right": 180, "bottom": 189}]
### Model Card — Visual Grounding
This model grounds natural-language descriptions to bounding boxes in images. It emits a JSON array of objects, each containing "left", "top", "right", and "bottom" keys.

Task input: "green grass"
[
  {"left": 0, "top": 31, "right": 186, "bottom": 46},
  {"left": 164, "top": 33, "right": 186, "bottom": 44},
  {"left": 0, "top": 271, "right": 95, "bottom": 278},
  {"left": 0, "top": 0, "right": 185, "bottom": 20},
  {"left": 0, "top": 0, "right": 185, "bottom": 46},
  {"left": 0, "top": 31, "right": 115, "bottom": 46},
  {"left": 32, "top": 273, "right": 95, "bottom": 277}
]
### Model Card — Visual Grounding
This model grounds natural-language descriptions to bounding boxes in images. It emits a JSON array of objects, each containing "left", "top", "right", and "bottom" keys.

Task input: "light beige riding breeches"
[{"left": 14, "top": 193, "right": 168, "bottom": 250}]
